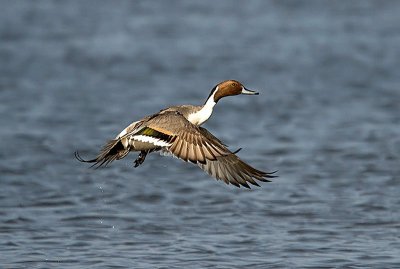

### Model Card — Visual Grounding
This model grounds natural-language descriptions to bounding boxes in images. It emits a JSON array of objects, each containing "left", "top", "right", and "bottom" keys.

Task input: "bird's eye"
[{"left": 231, "top": 83, "right": 237, "bottom": 87}]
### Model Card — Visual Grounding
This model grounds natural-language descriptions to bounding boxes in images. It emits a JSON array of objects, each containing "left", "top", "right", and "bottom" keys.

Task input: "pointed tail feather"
[
  {"left": 74, "top": 151, "right": 97, "bottom": 163},
  {"left": 75, "top": 139, "right": 129, "bottom": 168}
]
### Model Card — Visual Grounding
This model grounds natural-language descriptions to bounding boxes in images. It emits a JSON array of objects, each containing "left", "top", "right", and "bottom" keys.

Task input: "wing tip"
[
  {"left": 227, "top": 169, "right": 278, "bottom": 189},
  {"left": 265, "top": 170, "right": 279, "bottom": 178}
]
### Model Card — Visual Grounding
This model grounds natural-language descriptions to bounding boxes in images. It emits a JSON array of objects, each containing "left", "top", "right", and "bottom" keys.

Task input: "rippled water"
[{"left": 1, "top": 1, "right": 399, "bottom": 268}]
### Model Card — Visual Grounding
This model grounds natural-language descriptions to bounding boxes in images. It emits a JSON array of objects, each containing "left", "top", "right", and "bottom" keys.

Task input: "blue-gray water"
[{"left": 1, "top": 1, "right": 399, "bottom": 268}]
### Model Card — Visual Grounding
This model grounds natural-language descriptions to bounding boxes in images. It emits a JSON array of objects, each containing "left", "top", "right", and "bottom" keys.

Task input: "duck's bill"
[{"left": 241, "top": 87, "right": 259, "bottom": 95}]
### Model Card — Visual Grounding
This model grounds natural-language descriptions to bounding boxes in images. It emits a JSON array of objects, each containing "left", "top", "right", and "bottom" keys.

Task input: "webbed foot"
[{"left": 134, "top": 151, "right": 148, "bottom": 168}]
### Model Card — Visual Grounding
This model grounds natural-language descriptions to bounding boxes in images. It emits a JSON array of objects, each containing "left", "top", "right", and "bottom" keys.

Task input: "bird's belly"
[{"left": 129, "top": 140, "right": 161, "bottom": 151}]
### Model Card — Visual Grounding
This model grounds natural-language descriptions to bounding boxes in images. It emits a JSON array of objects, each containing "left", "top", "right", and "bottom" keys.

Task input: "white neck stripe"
[{"left": 187, "top": 88, "right": 217, "bottom": 126}]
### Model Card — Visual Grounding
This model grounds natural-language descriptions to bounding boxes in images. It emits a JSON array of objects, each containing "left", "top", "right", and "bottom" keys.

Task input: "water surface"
[{"left": 1, "top": 1, "right": 399, "bottom": 268}]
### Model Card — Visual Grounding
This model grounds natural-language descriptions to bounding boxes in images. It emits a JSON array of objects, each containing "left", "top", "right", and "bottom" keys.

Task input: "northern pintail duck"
[{"left": 75, "top": 80, "right": 276, "bottom": 188}]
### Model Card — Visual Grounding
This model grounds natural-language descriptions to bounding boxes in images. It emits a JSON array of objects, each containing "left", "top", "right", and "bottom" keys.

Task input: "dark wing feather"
[{"left": 198, "top": 153, "right": 277, "bottom": 188}]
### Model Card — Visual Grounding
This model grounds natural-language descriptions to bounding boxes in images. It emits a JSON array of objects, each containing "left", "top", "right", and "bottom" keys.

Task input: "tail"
[{"left": 75, "top": 139, "right": 130, "bottom": 168}]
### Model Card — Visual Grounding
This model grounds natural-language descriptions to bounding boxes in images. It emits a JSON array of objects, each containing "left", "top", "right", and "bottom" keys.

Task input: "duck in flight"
[{"left": 75, "top": 80, "right": 276, "bottom": 188}]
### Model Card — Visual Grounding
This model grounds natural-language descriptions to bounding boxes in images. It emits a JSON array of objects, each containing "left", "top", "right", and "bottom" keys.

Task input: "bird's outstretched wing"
[{"left": 146, "top": 111, "right": 277, "bottom": 188}]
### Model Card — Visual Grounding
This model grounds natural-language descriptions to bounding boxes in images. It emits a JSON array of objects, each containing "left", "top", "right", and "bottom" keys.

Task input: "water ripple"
[{"left": 1, "top": 1, "right": 400, "bottom": 268}]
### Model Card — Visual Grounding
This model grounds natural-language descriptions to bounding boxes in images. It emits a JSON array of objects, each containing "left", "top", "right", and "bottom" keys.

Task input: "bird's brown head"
[{"left": 208, "top": 80, "right": 259, "bottom": 103}]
